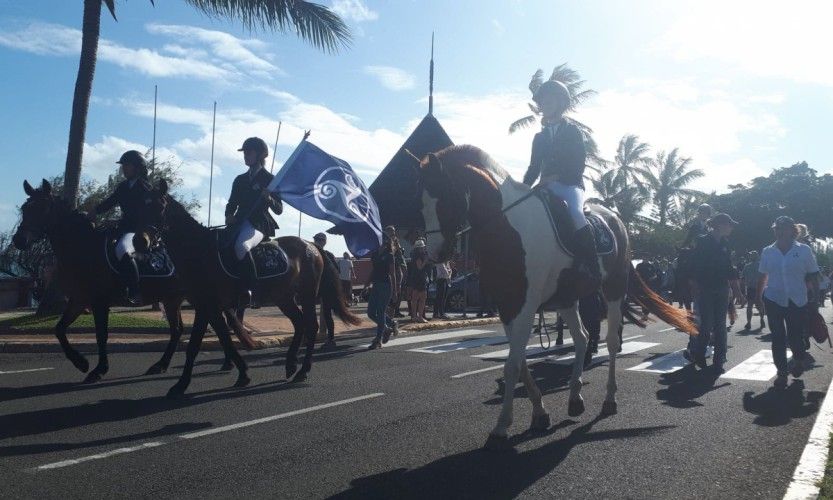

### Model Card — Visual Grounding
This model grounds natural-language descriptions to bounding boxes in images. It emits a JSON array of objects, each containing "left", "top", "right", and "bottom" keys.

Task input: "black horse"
[{"left": 13, "top": 180, "right": 188, "bottom": 383}]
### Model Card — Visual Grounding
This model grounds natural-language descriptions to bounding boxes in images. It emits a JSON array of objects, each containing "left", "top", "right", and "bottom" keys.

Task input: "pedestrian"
[
  {"left": 313, "top": 233, "right": 337, "bottom": 349},
  {"left": 366, "top": 233, "right": 398, "bottom": 349},
  {"left": 409, "top": 239, "right": 430, "bottom": 323},
  {"left": 756, "top": 216, "right": 820, "bottom": 388},
  {"left": 741, "top": 251, "right": 765, "bottom": 330},
  {"left": 682, "top": 203, "right": 713, "bottom": 248},
  {"left": 685, "top": 213, "right": 742, "bottom": 372},
  {"left": 338, "top": 251, "right": 355, "bottom": 304},
  {"left": 432, "top": 259, "right": 452, "bottom": 320}
]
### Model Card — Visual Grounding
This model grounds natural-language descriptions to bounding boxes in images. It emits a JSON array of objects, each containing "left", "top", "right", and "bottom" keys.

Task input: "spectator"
[
  {"left": 408, "top": 239, "right": 430, "bottom": 323},
  {"left": 741, "top": 251, "right": 765, "bottom": 331},
  {"left": 432, "top": 260, "right": 452, "bottom": 320},
  {"left": 756, "top": 216, "right": 820, "bottom": 388},
  {"left": 338, "top": 252, "right": 355, "bottom": 303},
  {"left": 366, "top": 233, "right": 398, "bottom": 350},
  {"left": 313, "top": 233, "right": 337, "bottom": 349}
]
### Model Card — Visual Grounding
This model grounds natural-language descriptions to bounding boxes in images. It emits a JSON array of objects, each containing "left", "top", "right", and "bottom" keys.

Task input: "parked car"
[{"left": 427, "top": 271, "right": 481, "bottom": 312}]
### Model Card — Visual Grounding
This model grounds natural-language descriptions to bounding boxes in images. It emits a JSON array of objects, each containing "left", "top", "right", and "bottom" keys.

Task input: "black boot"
[
  {"left": 239, "top": 252, "right": 259, "bottom": 309},
  {"left": 573, "top": 225, "right": 602, "bottom": 293},
  {"left": 118, "top": 255, "right": 142, "bottom": 306}
]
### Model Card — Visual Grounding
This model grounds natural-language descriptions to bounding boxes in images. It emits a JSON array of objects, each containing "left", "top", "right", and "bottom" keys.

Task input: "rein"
[{"left": 424, "top": 189, "right": 538, "bottom": 238}]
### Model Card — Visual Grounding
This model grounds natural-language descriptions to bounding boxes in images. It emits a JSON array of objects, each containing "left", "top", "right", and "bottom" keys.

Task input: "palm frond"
[
  {"left": 103, "top": 0, "right": 117, "bottom": 20},
  {"left": 528, "top": 69, "right": 544, "bottom": 94},
  {"left": 527, "top": 102, "right": 540, "bottom": 114},
  {"left": 509, "top": 115, "right": 538, "bottom": 134}
]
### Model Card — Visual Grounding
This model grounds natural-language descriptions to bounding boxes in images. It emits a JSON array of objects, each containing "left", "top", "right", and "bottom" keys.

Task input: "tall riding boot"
[
  {"left": 574, "top": 225, "right": 602, "bottom": 294},
  {"left": 239, "top": 251, "right": 259, "bottom": 309},
  {"left": 118, "top": 255, "right": 142, "bottom": 306}
]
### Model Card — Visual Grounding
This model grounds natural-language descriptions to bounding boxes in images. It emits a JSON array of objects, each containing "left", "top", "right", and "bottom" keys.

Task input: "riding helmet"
[
  {"left": 533, "top": 80, "right": 571, "bottom": 106},
  {"left": 116, "top": 150, "right": 147, "bottom": 169},
  {"left": 238, "top": 137, "right": 269, "bottom": 156}
]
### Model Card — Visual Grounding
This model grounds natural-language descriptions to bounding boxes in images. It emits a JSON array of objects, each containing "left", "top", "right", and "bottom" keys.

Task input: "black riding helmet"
[
  {"left": 238, "top": 137, "right": 269, "bottom": 157},
  {"left": 116, "top": 150, "right": 148, "bottom": 178}
]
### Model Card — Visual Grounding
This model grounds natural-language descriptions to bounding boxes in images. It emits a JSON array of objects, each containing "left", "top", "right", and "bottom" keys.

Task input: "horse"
[
  {"left": 417, "top": 145, "right": 697, "bottom": 449},
  {"left": 147, "top": 180, "right": 361, "bottom": 398},
  {"left": 12, "top": 179, "right": 188, "bottom": 383}
]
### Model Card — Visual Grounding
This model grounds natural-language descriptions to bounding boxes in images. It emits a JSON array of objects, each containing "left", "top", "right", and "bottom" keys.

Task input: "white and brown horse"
[{"left": 418, "top": 145, "right": 696, "bottom": 449}]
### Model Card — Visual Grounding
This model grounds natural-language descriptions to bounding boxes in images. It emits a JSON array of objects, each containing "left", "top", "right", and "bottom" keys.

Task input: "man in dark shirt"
[
  {"left": 313, "top": 233, "right": 338, "bottom": 348},
  {"left": 686, "top": 213, "right": 741, "bottom": 371},
  {"left": 682, "top": 203, "right": 713, "bottom": 248},
  {"left": 366, "top": 234, "right": 398, "bottom": 349}
]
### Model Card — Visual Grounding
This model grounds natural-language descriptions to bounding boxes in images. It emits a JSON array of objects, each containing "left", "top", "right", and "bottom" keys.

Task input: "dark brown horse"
[
  {"left": 12, "top": 180, "right": 187, "bottom": 383},
  {"left": 149, "top": 180, "right": 360, "bottom": 398}
]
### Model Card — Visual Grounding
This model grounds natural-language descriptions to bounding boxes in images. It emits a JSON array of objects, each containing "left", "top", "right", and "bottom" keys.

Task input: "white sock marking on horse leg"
[
  {"left": 491, "top": 316, "right": 533, "bottom": 437},
  {"left": 560, "top": 306, "right": 587, "bottom": 400},
  {"left": 520, "top": 357, "right": 546, "bottom": 418}
]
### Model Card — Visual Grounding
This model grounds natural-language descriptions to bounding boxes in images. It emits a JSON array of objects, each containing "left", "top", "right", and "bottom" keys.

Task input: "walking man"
[
  {"left": 432, "top": 260, "right": 452, "bottom": 320},
  {"left": 338, "top": 252, "right": 355, "bottom": 303},
  {"left": 756, "top": 216, "right": 820, "bottom": 388},
  {"left": 741, "top": 251, "right": 765, "bottom": 330}
]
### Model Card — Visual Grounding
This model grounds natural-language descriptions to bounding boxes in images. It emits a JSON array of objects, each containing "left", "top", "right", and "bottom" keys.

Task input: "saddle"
[
  {"left": 215, "top": 232, "right": 289, "bottom": 280},
  {"left": 535, "top": 190, "right": 616, "bottom": 256},
  {"left": 104, "top": 237, "right": 175, "bottom": 278}
]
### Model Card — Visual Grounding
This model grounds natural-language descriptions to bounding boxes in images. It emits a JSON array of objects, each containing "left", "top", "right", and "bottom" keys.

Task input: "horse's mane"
[
  {"left": 36, "top": 190, "right": 97, "bottom": 234},
  {"left": 163, "top": 195, "right": 208, "bottom": 233},
  {"left": 434, "top": 145, "right": 511, "bottom": 184}
]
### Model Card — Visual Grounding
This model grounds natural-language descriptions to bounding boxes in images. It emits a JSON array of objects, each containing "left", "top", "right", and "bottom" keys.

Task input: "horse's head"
[
  {"left": 419, "top": 152, "right": 468, "bottom": 262},
  {"left": 135, "top": 179, "right": 171, "bottom": 253},
  {"left": 13, "top": 179, "right": 56, "bottom": 250}
]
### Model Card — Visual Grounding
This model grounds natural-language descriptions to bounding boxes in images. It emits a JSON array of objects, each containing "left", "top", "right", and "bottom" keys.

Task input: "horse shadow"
[
  {"left": 330, "top": 414, "right": 675, "bottom": 500},
  {"left": 483, "top": 360, "right": 598, "bottom": 405},
  {"left": 655, "top": 364, "right": 730, "bottom": 408},
  {"left": 742, "top": 380, "right": 824, "bottom": 427}
]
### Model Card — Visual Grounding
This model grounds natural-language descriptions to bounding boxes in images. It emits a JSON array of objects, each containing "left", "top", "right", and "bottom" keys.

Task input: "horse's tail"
[
  {"left": 626, "top": 263, "right": 697, "bottom": 335},
  {"left": 320, "top": 255, "right": 362, "bottom": 326},
  {"left": 222, "top": 309, "right": 258, "bottom": 350}
]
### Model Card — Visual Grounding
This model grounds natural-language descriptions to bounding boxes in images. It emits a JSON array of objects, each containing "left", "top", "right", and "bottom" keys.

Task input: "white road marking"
[
  {"left": 720, "top": 350, "right": 791, "bottom": 381},
  {"left": 472, "top": 337, "right": 574, "bottom": 360},
  {"left": 33, "top": 393, "right": 384, "bottom": 471},
  {"left": 365, "top": 328, "right": 493, "bottom": 348},
  {"left": 628, "top": 350, "right": 689, "bottom": 374},
  {"left": 556, "top": 341, "right": 659, "bottom": 365},
  {"left": 784, "top": 371, "right": 833, "bottom": 499},
  {"left": 408, "top": 335, "right": 507, "bottom": 354},
  {"left": 0, "top": 367, "right": 54, "bottom": 375},
  {"left": 658, "top": 327, "right": 677, "bottom": 333}
]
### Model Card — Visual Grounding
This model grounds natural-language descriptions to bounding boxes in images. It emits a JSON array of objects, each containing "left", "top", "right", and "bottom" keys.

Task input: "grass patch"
[
  {"left": 0, "top": 312, "right": 168, "bottom": 331},
  {"left": 820, "top": 432, "right": 833, "bottom": 499}
]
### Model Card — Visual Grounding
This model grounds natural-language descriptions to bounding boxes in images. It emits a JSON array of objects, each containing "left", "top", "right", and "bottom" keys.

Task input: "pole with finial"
[
  {"left": 152, "top": 85, "right": 157, "bottom": 169},
  {"left": 207, "top": 101, "right": 217, "bottom": 226},
  {"left": 429, "top": 32, "right": 435, "bottom": 116}
]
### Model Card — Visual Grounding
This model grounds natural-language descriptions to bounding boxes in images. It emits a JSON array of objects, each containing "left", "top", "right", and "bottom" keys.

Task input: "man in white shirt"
[
  {"left": 756, "top": 216, "right": 820, "bottom": 388},
  {"left": 338, "top": 253, "right": 355, "bottom": 302},
  {"left": 432, "top": 260, "right": 452, "bottom": 319}
]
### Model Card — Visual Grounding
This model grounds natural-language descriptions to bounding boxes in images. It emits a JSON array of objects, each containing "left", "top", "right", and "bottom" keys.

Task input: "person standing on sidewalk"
[
  {"left": 756, "top": 216, "right": 820, "bottom": 388},
  {"left": 366, "top": 233, "right": 398, "bottom": 349},
  {"left": 741, "top": 251, "right": 765, "bottom": 331},
  {"left": 686, "top": 213, "right": 742, "bottom": 372},
  {"left": 408, "top": 239, "right": 430, "bottom": 323},
  {"left": 338, "top": 252, "right": 355, "bottom": 303},
  {"left": 313, "top": 233, "right": 337, "bottom": 349},
  {"left": 432, "top": 260, "right": 452, "bottom": 320}
]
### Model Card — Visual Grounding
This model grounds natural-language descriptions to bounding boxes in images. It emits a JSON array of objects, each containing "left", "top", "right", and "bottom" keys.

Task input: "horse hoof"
[
  {"left": 219, "top": 360, "right": 234, "bottom": 372},
  {"left": 82, "top": 371, "right": 102, "bottom": 384},
  {"left": 601, "top": 400, "right": 618, "bottom": 415},
  {"left": 483, "top": 434, "right": 512, "bottom": 451},
  {"left": 568, "top": 397, "right": 585, "bottom": 417},
  {"left": 234, "top": 374, "right": 251, "bottom": 388},
  {"left": 71, "top": 355, "right": 89, "bottom": 374},
  {"left": 166, "top": 384, "right": 186, "bottom": 399},
  {"left": 145, "top": 363, "right": 167, "bottom": 376},
  {"left": 530, "top": 413, "right": 551, "bottom": 432},
  {"left": 293, "top": 371, "right": 308, "bottom": 383}
]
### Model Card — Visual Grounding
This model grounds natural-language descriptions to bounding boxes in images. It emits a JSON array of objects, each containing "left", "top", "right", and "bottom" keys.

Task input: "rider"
[
  {"left": 88, "top": 150, "right": 152, "bottom": 306},
  {"left": 682, "top": 203, "right": 713, "bottom": 248},
  {"left": 522, "top": 80, "right": 600, "bottom": 288},
  {"left": 225, "top": 137, "right": 283, "bottom": 308}
]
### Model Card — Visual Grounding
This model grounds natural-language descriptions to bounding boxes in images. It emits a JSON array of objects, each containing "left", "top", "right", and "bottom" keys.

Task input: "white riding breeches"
[
  {"left": 234, "top": 220, "right": 264, "bottom": 260},
  {"left": 116, "top": 233, "right": 136, "bottom": 260},
  {"left": 545, "top": 181, "right": 589, "bottom": 230}
]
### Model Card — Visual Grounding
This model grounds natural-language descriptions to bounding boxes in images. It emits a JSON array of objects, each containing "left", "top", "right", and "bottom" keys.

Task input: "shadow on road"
[
  {"left": 330, "top": 414, "right": 675, "bottom": 500},
  {"left": 742, "top": 380, "right": 824, "bottom": 427},
  {"left": 656, "top": 364, "right": 730, "bottom": 408}
]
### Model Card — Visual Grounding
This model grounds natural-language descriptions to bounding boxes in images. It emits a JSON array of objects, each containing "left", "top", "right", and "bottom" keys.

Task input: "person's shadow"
[
  {"left": 330, "top": 413, "right": 675, "bottom": 500},
  {"left": 742, "top": 380, "right": 823, "bottom": 426},
  {"left": 656, "top": 364, "right": 730, "bottom": 408}
]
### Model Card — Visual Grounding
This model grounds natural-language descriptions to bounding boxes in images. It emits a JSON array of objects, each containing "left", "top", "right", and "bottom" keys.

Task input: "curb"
[{"left": 0, "top": 317, "right": 502, "bottom": 354}]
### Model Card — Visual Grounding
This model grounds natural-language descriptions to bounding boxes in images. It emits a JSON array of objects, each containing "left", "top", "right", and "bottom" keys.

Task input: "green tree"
[
  {"left": 637, "top": 148, "right": 704, "bottom": 227},
  {"left": 62, "top": 0, "right": 352, "bottom": 207}
]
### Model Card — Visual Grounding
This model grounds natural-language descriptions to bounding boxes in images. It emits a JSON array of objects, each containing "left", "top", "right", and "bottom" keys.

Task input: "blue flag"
[{"left": 268, "top": 141, "right": 382, "bottom": 257}]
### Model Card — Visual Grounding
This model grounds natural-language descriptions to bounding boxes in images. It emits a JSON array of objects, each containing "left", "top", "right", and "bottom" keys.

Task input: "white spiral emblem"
[{"left": 313, "top": 166, "right": 375, "bottom": 224}]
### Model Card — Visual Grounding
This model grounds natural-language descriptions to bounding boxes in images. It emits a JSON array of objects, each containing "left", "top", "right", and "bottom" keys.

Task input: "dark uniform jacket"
[
  {"left": 95, "top": 178, "right": 154, "bottom": 233},
  {"left": 690, "top": 233, "right": 737, "bottom": 291},
  {"left": 522, "top": 119, "right": 587, "bottom": 188},
  {"left": 225, "top": 167, "right": 283, "bottom": 236},
  {"left": 682, "top": 219, "right": 708, "bottom": 248}
]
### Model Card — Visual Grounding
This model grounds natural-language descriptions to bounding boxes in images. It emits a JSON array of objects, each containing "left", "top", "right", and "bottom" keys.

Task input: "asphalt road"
[{"left": 1, "top": 308, "right": 831, "bottom": 499}]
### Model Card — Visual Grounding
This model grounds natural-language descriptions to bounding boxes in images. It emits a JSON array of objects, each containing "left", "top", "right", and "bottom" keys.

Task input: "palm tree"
[
  {"left": 612, "top": 134, "right": 651, "bottom": 187},
  {"left": 509, "top": 64, "right": 604, "bottom": 169},
  {"left": 588, "top": 168, "right": 649, "bottom": 226},
  {"left": 637, "top": 148, "right": 704, "bottom": 227},
  {"left": 62, "top": 0, "right": 351, "bottom": 207}
]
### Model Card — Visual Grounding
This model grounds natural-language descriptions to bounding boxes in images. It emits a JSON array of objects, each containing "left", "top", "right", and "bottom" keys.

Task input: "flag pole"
[
  {"left": 269, "top": 121, "right": 282, "bottom": 174},
  {"left": 296, "top": 130, "right": 310, "bottom": 238},
  {"left": 152, "top": 85, "right": 157, "bottom": 167},
  {"left": 207, "top": 101, "right": 217, "bottom": 226}
]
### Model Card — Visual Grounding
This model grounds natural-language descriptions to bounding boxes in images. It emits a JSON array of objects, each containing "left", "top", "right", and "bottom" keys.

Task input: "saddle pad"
[
  {"left": 216, "top": 233, "right": 290, "bottom": 280},
  {"left": 105, "top": 239, "right": 175, "bottom": 278},
  {"left": 536, "top": 191, "right": 616, "bottom": 257}
]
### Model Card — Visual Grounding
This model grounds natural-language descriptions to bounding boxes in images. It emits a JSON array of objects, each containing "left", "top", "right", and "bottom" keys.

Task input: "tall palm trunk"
[{"left": 63, "top": 0, "right": 102, "bottom": 207}]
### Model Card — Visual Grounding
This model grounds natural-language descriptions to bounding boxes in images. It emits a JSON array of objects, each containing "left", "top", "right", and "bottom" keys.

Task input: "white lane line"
[
  {"left": 33, "top": 393, "right": 384, "bottom": 471},
  {"left": 658, "top": 327, "right": 677, "bottom": 333},
  {"left": 364, "top": 328, "right": 493, "bottom": 348},
  {"left": 0, "top": 367, "right": 54, "bottom": 375},
  {"left": 720, "top": 350, "right": 791, "bottom": 381},
  {"left": 784, "top": 373, "right": 833, "bottom": 499},
  {"left": 628, "top": 349, "right": 689, "bottom": 374},
  {"left": 408, "top": 335, "right": 507, "bottom": 354},
  {"left": 556, "top": 341, "right": 659, "bottom": 365},
  {"left": 451, "top": 336, "right": 644, "bottom": 379},
  {"left": 472, "top": 337, "right": 574, "bottom": 360}
]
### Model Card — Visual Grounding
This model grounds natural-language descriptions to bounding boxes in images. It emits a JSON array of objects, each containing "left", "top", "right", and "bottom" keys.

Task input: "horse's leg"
[
  {"left": 83, "top": 302, "right": 111, "bottom": 384},
  {"left": 207, "top": 310, "right": 250, "bottom": 388},
  {"left": 559, "top": 305, "right": 588, "bottom": 417},
  {"left": 279, "top": 298, "right": 304, "bottom": 380},
  {"left": 54, "top": 299, "right": 89, "bottom": 373},
  {"left": 146, "top": 297, "right": 185, "bottom": 375},
  {"left": 520, "top": 357, "right": 549, "bottom": 431},
  {"left": 296, "top": 292, "right": 319, "bottom": 381},
  {"left": 602, "top": 298, "right": 623, "bottom": 415},
  {"left": 486, "top": 308, "right": 536, "bottom": 449},
  {"left": 219, "top": 312, "right": 237, "bottom": 372},
  {"left": 167, "top": 306, "right": 208, "bottom": 398}
]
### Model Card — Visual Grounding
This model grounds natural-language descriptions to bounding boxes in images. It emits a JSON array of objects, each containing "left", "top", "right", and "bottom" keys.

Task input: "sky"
[{"left": 1, "top": 0, "right": 831, "bottom": 256}]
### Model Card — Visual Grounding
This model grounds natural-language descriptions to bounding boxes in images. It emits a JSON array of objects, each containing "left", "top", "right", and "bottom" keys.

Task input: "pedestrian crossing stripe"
[
  {"left": 365, "top": 328, "right": 493, "bottom": 348},
  {"left": 408, "top": 335, "right": 508, "bottom": 354},
  {"left": 720, "top": 349, "right": 792, "bottom": 381},
  {"left": 556, "top": 341, "right": 660, "bottom": 365},
  {"left": 628, "top": 350, "right": 689, "bottom": 374},
  {"left": 472, "top": 337, "right": 575, "bottom": 360}
]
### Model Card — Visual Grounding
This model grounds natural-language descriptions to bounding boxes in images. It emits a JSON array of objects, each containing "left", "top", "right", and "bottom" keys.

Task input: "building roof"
[{"left": 369, "top": 114, "right": 453, "bottom": 230}]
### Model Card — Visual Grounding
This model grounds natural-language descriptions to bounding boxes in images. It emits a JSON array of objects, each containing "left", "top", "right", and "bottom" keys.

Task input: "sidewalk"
[{"left": 0, "top": 306, "right": 502, "bottom": 353}]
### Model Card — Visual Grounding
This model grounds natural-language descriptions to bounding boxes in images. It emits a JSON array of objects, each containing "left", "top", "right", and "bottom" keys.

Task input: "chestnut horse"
[
  {"left": 148, "top": 180, "right": 360, "bottom": 398},
  {"left": 418, "top": 146, "right": 696, "bottom": 449},
  {"left": 12, "top": 180, "right": 187, "bottom": 383}
]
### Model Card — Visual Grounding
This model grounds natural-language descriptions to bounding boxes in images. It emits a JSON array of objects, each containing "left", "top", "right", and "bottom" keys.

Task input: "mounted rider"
[
  {"left": 87, "top": 150, "right": 153, "bottom": 306},
  {"left": 225, "top": 137, "right": 283, "bottom": 308},
  {"left": 682, "top": 203, "right": 713, "bottom": 248},
  {"left": 522, "top": 80, "right": 601, "bottom": 289}
]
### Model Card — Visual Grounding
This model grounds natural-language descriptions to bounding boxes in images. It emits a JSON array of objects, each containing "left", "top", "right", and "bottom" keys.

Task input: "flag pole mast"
[
  {"left": 269, "top": 121, "right": 282, "bottom": 174},
  {"left": 152, "top": 84, "right": 157, "bottom": 168},
  {"left": 297, "top": 130, "right": 310, "bottom": 238},
  {"left": 207, "top": 101, "right": 217, "bottom": 226}
]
